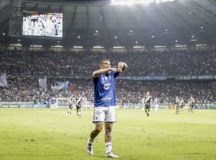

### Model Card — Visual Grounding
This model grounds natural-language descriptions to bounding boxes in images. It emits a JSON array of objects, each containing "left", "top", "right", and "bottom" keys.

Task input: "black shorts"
[
  {"left": 176, "top": 104, "right": 180, "bottom": 109},
  {"left": 76, "top": 105, "right": 81, "bottom": 109},
  {"left": 190, "top": 104, "right": 195, "bottom": 109},
  {"left": 69, "top": 104, "right": 73, "bottom": 109},
  {"left": 145, "top": 104, "right": 151, "bottom": 109}
]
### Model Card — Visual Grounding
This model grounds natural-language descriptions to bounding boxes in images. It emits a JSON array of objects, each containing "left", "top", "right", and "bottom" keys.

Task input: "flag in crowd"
[
  {"left": 38, "top": 76, "right": 47, "bottom": 91},
  {"left": 0, "top": 73, "right": 8, "bottom": 87},
  {"left": 51, "top": 81, "right": 69, "bottom": 91}
]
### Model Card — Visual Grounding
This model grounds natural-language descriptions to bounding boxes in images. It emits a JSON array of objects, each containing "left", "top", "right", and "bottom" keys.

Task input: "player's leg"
[
  {"left": 105, "top": 122, "right": 113, "bottom": 154},
  {"left": 145, "top": 105, "right": 150, "bottom": 117},
  {"left": 90, "top": 122, "right": 104, "bottom": 139},
  {"left": 67, "top": 105, "right": 72, "bottom": 115},
  {"left": 191, "top": 105, "right": 194, "bottom": 112},
  {"left": 145, "top": 109, "right": 149, "bottom": 116},
  {"left": 105, "top": 122, "right": 118, "bottom": 158},
  {"left": 176, "top": 106, "right": 179, "bottom": 114},
  {"left": 78, "top": 107, "right": 82, "bottom": 117},
  {"left": 188, "top": 105, "right": 192, "bottom": 112},
  {"left": 87, "top": 122, "right": 104, "bottom": 156},
  {"left": 76, "top": 105, "right": 79, "bottom": 116},
  {"left": 87, "top": 107, "right": 105, "bottom": 156},
  {"left": 180, "top": 105, "right": 183, "bottom": 112},
  {"left": 144, "top": 105, "right": 148, "bottom": 116},
  {"left": 104, "top": 107, "right": 118, "bottom": 158},
  {"left": 148, "top": 106, "right": 151, "bottom": 114}
]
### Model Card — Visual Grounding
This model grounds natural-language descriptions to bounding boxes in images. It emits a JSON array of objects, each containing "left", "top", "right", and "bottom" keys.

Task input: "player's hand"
[{"left": 118, "top": 62, "right": 128, "bottom": 71}]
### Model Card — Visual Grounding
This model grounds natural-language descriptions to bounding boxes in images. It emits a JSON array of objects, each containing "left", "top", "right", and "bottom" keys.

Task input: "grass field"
[{"left": 0, "top": 108, "right": 216, "bottom": 160}]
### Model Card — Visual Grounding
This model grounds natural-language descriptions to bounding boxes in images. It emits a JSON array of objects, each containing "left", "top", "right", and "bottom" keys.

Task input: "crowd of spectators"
[
  {"left": 0, "top": 78, "right": 215, "bottom": 105},
  {"left": 0, "top": 48, "right": 216, "bottom": 105},
  {"left": 0, "top": 48, "right": 216, "bottom": 77},
  {"left": 116, "top": 80, "right": 216, "bottom": 104}
]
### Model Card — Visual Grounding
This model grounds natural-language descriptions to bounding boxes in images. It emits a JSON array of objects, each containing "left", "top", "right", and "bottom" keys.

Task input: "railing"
[{"left": 1, "top": 101, "right": 215, "bottom": 109}]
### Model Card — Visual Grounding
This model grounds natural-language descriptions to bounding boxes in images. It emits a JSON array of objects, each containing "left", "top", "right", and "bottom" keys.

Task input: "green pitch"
[{"left": 0, "top": 108, "right": 216, "bottom": 160}]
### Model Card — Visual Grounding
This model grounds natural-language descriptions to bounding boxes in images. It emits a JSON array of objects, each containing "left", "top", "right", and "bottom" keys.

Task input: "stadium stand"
[
  {"left": 0, "top": 0, "right": 216, "bottom": 108},
  {"left": 1, "top": 49, "right": 216, "bottom": 77},
  {"left": 0, "top": 49, "right": 216, "bottom": 106}
]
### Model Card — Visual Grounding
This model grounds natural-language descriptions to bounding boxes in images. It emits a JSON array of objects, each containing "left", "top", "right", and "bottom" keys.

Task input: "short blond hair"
[{"left": 100, "top": 59, "right": 110, "bottom": 64}]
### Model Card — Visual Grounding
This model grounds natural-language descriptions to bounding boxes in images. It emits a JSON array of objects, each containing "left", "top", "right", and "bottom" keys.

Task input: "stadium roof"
[{"left": 0, "top": 0, "right": 216, "bottom": 48}]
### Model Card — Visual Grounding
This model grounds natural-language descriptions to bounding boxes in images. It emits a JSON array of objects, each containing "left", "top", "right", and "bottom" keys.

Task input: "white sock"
[
  {"left": 88, "top": 137, "right": 94, "bottom": 144},
  {"left": 105, "top": 142, "right": 112, "bottom": 154}
]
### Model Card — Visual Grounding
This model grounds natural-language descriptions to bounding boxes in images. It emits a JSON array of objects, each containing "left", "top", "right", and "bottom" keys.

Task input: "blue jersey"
[{"left": 93, "top": 71, "right": 119, "bottom": 107}]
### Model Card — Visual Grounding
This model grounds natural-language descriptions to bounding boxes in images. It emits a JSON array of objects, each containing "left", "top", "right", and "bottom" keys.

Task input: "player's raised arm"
[
  {"left": 92, "top": 60, "right": 124, "bottom": 78},
  {"left": 92, "top": 68, "right": 111, "bottom": 78}
]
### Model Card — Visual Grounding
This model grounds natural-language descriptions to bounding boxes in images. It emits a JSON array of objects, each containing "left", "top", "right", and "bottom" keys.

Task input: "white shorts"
[{"left": 93, "top": 106, "right": 116, "bottom": 123}]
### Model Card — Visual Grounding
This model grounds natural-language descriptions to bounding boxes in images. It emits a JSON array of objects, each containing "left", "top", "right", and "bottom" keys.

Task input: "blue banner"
[
  {"left": 39, "top": 76, "right": 47, "bottom": 91},
  {"left": 51, "top": 81, "right": 69, "bottom": 91},
  {"left": 0, "top": 73, "right": 7, "bottom": 87}
]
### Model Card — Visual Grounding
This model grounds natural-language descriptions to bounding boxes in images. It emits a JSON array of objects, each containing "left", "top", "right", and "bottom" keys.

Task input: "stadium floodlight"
[
  {"left": 175, "top": 44, "right": 187, "bottom": 48},
  {"left": 93, "top": 45, "right": 104, "bottom": 49},
  {"left": 111, "top": 0, "right": 153, "bottom": 5},
  {"left": 73, "top": 46, "right": 83, "bottom": 49},
  {"left": 155, "top": 0, "right": 176, "bottom": 3},
  {"left": 51, "top": 45, "right": 63, "bottom": 48},
  {"left": 154, "top": 45, "right": 167, "bottom": 48},
  {"left": 111, "top": 0, "right": 176, "bottom": 5},
  {"left": 195, "top": 44, "right": 207, "bottom": 47},
  {"left": 10, "top": 43, "right": 22, "bottom": 47},
  {"left": 133, "top": 45, "right": 145, "bottom": 48},
  {"left": 30, "top": 45, "right": 43, "bottom": 48},
  {"left": 113, "top": 46, "right": 125, "bottom": 48}
]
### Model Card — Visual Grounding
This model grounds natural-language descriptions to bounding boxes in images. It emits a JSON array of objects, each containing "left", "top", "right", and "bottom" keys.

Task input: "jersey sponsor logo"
[
  {"left": 101, "top": 75, "right": 112, "bottom": 90},
  {"left": 103, "top": 83, "right": 111, "bottom": 90},
  {"left": 101, "top": 96, "right": 112, "bottom": 102}
]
